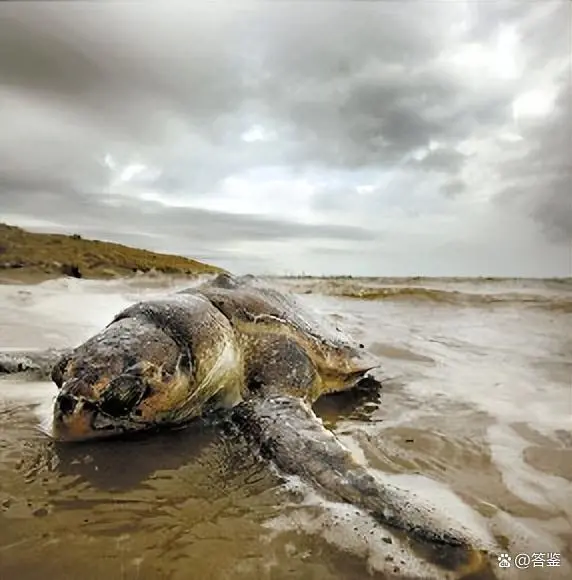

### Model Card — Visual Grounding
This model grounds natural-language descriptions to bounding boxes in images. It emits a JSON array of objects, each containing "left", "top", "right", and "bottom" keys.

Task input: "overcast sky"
[{"left": 0, "top": 1, "right": 570, "bottom": 277}]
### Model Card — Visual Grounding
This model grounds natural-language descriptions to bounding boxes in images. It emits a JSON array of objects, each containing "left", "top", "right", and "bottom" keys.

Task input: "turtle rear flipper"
[
  {"left": 231, "top": 395, "right": 494, "bottom": 578},
  {"left": 243, "top": 332, "right": 380, "bottom": 402}
]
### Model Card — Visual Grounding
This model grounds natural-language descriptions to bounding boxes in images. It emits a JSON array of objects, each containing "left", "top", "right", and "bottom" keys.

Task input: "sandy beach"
[{"left": 0, "top": 275, "right": 570, "bottom": 579}]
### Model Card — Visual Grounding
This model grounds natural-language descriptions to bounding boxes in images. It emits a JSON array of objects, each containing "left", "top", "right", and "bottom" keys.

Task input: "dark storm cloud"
[
  {"left": 441, "top": 179, "right": 467, "bottom": 199},
  {"left": 0, "top": 1, "right": 514, "bottom": 189},
  {"left": 243, "top": 3, "right": 464, "bottom": 167},
  {"left": 496, "top": 78, "right": 572, "bottom": 243},
  {"left": 0, "top": 4, "right": 247, "bottom": 135},
  {"left": 1, "top": 188, "right": 374, "bottom": 255},
  {"left": 0, "top": 1, "right": 569, "bottom": 276}
]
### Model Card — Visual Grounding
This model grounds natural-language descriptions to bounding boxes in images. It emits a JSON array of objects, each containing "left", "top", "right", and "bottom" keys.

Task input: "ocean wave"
[{"left": 293, "top": 284, "right": 572, "bottom": 310}]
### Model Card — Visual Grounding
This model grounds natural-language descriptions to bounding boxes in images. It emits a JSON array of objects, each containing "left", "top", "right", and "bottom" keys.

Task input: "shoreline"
[
  {"left": 0, "top": 268, "right": 214, "bottom": 286},
  {"left": 1, "top": 268, "right": 570, "bottom": 287}
]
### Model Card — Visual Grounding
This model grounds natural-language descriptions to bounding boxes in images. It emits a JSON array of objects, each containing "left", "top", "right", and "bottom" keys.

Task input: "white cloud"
[
  {"left": 119, "top": 163, "right": 148, "bottom": 183},
  {"left": 439, "top": 24, "right": 522, "bottom": 84},
  {"left": 241, "top": 124, "right": 277, "bottom": 143},
  {"left": 512, "top": 88, "right": 557, "bottom": 119}
]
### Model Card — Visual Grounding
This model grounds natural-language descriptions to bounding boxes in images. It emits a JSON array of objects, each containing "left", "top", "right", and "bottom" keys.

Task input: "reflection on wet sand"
[{"left": 1, "top": 276, "right": 571, "bottom": 579}]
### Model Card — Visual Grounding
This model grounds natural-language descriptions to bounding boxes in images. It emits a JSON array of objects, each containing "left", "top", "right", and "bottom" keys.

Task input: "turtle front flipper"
[
  {"left": 0, "top": 348, "right": 72, "bottom": 380},
  {"left": 243, "top": 334, "right": 324, "bottom": 400},
  {"left": 231, "top": 395, "right": 494, "bottom": 578}
]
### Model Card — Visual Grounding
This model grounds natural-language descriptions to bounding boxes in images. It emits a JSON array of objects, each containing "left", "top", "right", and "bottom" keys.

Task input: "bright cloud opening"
[{"left": 512, "top": 88, "right": 557, "bottom": 119}]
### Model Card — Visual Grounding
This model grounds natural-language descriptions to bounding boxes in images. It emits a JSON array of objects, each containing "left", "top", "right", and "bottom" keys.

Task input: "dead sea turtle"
[
  {"left": 2, "top": 273, "right": 493, "bottom": 577},
  {"left": 48, "top": 272, "right": 381, "bottom": 440}
]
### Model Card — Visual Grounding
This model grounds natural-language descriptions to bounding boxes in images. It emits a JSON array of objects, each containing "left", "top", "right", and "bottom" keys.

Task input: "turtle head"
[{"left": 51, "top": 320, "right": 200, "bottom": 442}]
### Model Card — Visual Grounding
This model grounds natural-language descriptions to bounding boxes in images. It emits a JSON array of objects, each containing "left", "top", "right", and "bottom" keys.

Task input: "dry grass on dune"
[{"left": 0, "top": 223, "right": 223, "bottom": 283}]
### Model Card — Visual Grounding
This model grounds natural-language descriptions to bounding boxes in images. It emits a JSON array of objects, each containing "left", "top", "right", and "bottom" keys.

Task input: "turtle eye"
[{"left": 99, "top": 375, "right": 149, "bottom": 417}]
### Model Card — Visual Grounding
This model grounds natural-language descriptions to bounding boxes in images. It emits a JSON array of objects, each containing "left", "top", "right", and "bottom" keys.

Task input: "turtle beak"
[{"left": 52, "top": 392, "right": 102, "bottom": 441}]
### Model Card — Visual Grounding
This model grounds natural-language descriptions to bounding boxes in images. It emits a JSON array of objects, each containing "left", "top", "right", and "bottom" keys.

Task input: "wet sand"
[{"left": 1, "top": 276, "right": 571, "bottom": 579}]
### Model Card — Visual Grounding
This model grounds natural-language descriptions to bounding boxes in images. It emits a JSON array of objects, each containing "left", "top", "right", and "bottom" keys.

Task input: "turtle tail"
[{"left": 231, "top": 395, "right": 494, "bottom": 578}]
